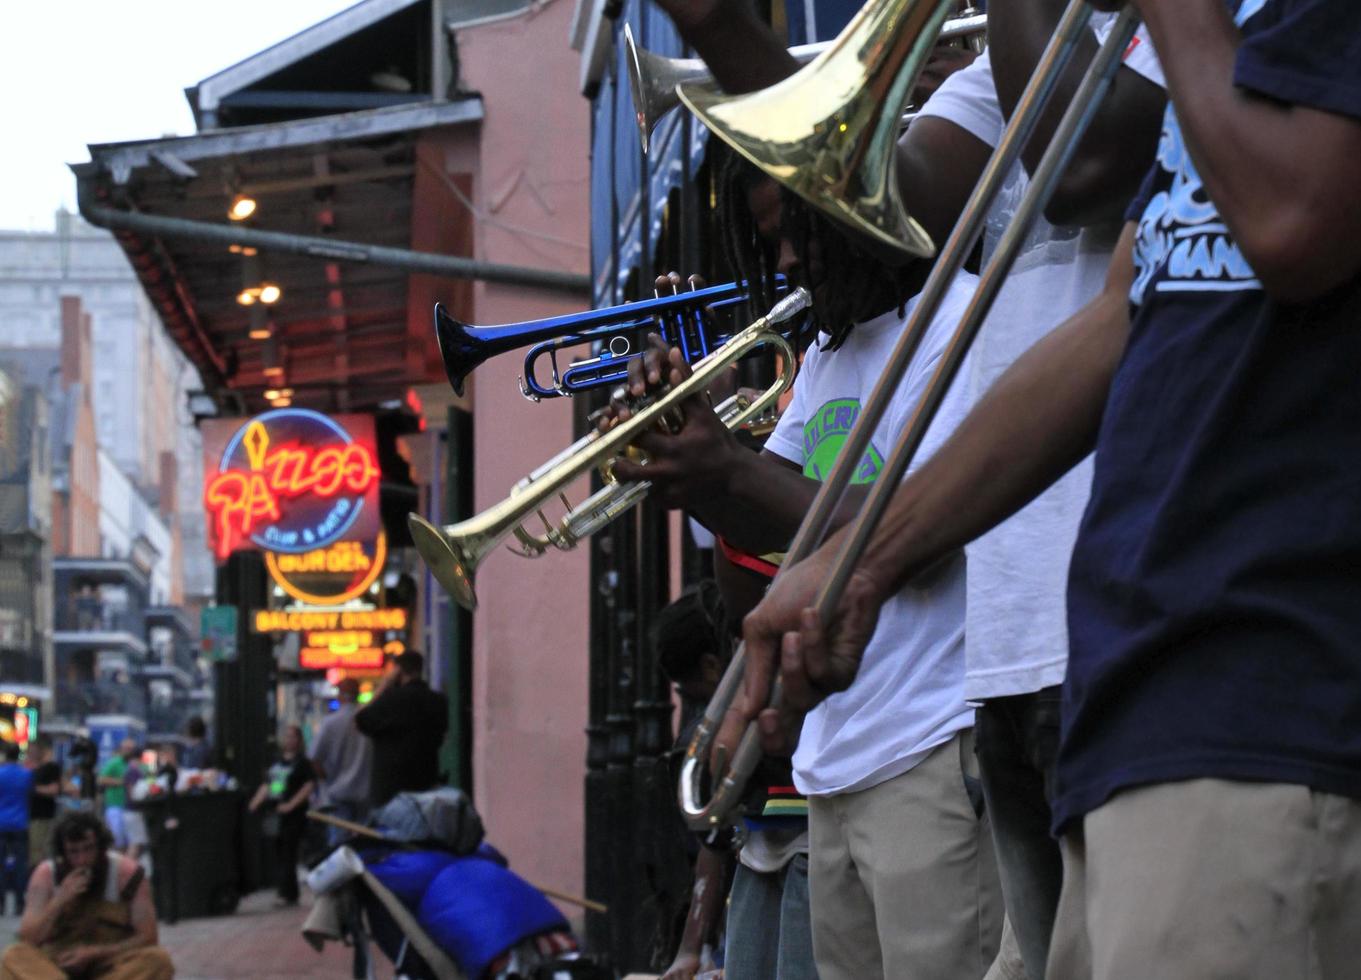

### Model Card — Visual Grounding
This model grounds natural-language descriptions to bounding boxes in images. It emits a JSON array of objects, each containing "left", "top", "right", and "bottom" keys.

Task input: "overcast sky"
[{"left": 0, "top": 1, "right": 359, "bottom": 231}]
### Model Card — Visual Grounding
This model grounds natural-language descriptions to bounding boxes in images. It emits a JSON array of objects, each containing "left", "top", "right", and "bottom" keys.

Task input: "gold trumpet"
[{"left": 409, "top": 288, "right": 810, "bottom": 611}]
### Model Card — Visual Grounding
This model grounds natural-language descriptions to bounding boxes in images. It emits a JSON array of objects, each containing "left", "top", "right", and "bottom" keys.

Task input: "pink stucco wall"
[{"left": 455, "top": 0, "right": 593, "bottom": 912}]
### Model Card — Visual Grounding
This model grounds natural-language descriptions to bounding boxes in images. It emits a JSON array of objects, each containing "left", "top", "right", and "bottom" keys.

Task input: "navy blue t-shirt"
[{"left": 1056, "top": 0, "right": 1361, "bottom": 832}]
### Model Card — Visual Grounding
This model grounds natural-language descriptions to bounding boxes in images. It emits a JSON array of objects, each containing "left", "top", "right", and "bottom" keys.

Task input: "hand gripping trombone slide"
[
  {"left": 409, "top": 287, "right": 810, "bottom": 611},
  {"left": 678, "top": 0, "right": 1142, "bottom": 829}
]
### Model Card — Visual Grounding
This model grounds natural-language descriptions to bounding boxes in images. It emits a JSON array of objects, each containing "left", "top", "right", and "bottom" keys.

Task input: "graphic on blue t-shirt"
[
  {"left": 1059, "top": 0, "right": 1361, "bottom": 836},
  {"left": 801, "top": 398, "right": 883, "bottom": 484},
  {"left": 1129, "top": 0, "right": 1268, "bottom": 304}
]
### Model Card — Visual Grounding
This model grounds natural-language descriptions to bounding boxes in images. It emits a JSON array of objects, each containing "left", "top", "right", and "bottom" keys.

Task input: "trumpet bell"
[
  {"left": 408, "top": 513, "right": 479, "bottom": 611},
  {"left": 677, "top": 0, "right": 955, "bottom": 259},
  {"left": 434, "top": 303, "right": 477, "bottom": 397},
  {"left": 624, "top": 23, "right": 716, "bottom": 155}
]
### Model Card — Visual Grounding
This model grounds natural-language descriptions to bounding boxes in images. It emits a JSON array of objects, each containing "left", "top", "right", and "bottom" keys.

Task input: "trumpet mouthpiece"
[
  {"left": 408, "top": 513, "right": 479, "bottom": 611},
  {"left": 768, "top": 287, "right": 812, "bottom": 324}
]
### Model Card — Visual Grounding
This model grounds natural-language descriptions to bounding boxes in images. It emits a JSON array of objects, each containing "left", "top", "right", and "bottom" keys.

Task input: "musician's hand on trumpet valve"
[
  {"left": 599, "top": 273, "right": 715, "bottom": 421},
  {"left": 595, "top": 273, "right": 748, "bottom": 510}
]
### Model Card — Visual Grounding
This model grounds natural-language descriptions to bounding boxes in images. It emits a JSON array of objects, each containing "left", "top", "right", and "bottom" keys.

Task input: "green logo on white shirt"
[{"left": 801, "top": 398, "right": 883, "bottom": 484}]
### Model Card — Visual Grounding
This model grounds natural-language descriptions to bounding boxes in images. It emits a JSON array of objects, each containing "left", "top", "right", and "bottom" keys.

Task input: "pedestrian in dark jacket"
[{"left": 355, "top": 652, "right": 448, "bottom": 808}]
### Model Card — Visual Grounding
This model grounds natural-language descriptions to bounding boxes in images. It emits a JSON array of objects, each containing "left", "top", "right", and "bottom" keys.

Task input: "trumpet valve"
[{"left": 509, "top": 523, "right": 552, "bottom": 557}]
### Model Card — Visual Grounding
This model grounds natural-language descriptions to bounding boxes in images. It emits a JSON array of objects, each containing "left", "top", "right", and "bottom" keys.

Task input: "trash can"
[{"left": 138, "top": 790, "right": 244, "bottom": 921}]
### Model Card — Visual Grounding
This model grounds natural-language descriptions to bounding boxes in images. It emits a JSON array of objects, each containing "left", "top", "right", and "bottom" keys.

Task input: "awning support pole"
[{"left": 77, "top": 180, "right": 591, "bottom": 296}]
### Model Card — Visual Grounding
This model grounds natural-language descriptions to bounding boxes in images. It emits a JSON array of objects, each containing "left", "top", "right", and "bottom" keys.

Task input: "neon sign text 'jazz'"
[{"left": 206, "top": 420, "right": 380, "bottom": 558}]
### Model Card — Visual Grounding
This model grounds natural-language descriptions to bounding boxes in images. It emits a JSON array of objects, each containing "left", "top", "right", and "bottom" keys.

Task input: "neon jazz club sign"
[{"left": 202, "top": 410, "right": 381, "bottom": 560}]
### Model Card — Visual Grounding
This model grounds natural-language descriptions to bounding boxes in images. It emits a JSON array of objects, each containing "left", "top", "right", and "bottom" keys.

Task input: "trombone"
[
  {"left": 624, "top": 10, "right": 987, "bottom": 156},
  {"left": 410, "top": 288, "right": 810, "bottom": 611},
  {"left": 677, "top": 0, "right": 1142, "bottom": 829}
]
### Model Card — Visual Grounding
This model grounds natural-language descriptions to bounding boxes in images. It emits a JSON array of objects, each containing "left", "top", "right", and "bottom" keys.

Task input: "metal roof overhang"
[{"left": 73, "top": 98, "right": 588, "bottom": 414}]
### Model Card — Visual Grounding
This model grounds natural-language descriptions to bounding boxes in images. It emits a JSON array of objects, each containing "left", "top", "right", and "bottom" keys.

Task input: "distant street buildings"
[{"left": 0, "top": 216, "right": 214, "bottom": 753}]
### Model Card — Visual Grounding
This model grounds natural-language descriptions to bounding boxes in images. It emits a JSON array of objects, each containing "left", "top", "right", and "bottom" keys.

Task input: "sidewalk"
[{"left": 1, "top": 889, "right": 392, "bottom": 979}]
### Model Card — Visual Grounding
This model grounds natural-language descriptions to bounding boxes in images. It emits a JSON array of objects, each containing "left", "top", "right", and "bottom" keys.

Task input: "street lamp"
[{"left": 228, "top": 194, "right": 257, "bottom": 221}]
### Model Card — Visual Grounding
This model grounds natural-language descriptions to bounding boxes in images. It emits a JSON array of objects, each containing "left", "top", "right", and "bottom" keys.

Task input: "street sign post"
[{"left": 201, "top": 605, "right": 239, "bottom": 662}]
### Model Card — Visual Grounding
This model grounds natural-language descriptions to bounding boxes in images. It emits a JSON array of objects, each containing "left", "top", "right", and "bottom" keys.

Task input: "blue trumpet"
[{"left": 433, "top": 276, "right": 799, "bottom": 400}]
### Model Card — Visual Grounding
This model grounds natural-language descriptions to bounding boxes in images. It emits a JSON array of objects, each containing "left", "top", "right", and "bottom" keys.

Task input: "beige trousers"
[
  {"left": 0, "top": 942, "right": 174, "bottom": 980},
  {"left": 26, "top": 821, "right": 52, "bottom": 873},
  {"left": 1047, "top": 778, "right": 1361, "bottom": 980},
  {"left": 984, "top": 917, "right": 1028, "bottom": 980},
  {"left": 808, "top": 730, "right": 1003, "bottom": 980}
]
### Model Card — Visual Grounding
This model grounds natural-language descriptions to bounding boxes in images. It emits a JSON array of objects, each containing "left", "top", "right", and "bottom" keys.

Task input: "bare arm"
[
  {"left": 18, "top": 863, "right": 90, "bottom": 946},
  {"left": 18, "top": 864, "right": 60, "bottom": 945},
  {"left": 734, "top": 225, "right": 1137, "bottom": 745},
  {"left": 127, "top": 876, "right": 159, "bottom": 948},
  {"left": 896, "top": 118, "right": 995, "bottom": 252},
  {"left": 656, "top": 0, "right": 800, "bottom": 94},
  {"left": 990, "top": 0, "right": 1166, "bottom": 227},
  {"left": 660, "top": 845, "right": 733, "bottom": 980},
  {"left": 1127, "top": 0, "right": 1361, "bottom": 302},
  {"left": 279, "top": 780, "right": 315, "bottom": 815}
]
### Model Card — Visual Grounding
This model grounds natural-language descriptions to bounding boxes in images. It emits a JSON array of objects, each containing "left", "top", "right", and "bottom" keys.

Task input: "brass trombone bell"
[
  {"left": 410, "top": 288, "right": 810, "bottom": 611},
  {"left": 678, "top": 0, "right": 960, "bottom": 259},
  {"left": 625, "top": 13, "right": 986, "bottom": 157},
  {"left": 624, "top": 23, "right": 826, "bottom": 156}
]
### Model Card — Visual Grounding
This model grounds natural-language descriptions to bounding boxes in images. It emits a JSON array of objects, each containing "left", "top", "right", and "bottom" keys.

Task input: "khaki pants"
[
  {"left": 808, "top": 730, "right": 1003, "bottom": 980},
  {"left": 0, "top": 942, "right": 173, "bottom": 980},
  {"left": 27, "top": 821, "right": 51, "bottom": 873},
  {"left": 984, "top": 917, "right": 1028, "bottom": 980},
  {"left": 1047, "top": 779, "right": 1361, "bottom": 980}
]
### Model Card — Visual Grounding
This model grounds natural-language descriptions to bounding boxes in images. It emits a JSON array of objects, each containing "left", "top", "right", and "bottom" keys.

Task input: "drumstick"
[{"left": 306, "top": 810, "right": 608, "bottom": 914}]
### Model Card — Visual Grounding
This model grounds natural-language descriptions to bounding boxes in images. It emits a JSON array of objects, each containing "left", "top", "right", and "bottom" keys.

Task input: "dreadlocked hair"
[
  {"left": 715, "top": 149, "right": 784, "bottom": 337},
  {"left": 716, "top": 148, "right": 921, "bottom": 353}
]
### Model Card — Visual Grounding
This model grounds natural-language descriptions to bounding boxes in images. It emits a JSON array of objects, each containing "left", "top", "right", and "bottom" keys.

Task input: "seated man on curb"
[{"left": 1, "top": 812, "right": 172, "bottom": 980}]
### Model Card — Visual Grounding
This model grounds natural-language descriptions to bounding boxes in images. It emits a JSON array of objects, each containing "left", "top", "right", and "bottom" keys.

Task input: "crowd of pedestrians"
[
  {"left": 0, "top": 647, "right": 464, "bottom": 975},
  {"left": 0, "top": 650, "right": 447, "bottom": 934}
]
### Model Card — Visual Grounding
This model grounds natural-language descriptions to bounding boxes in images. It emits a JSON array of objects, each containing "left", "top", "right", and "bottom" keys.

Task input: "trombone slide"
[{"left": 677, "top": 2, "right": 1143, "bottom": 829}]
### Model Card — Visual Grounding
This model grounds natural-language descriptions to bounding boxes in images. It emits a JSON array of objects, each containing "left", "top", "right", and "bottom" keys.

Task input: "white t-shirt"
[
  {"left": 913, "top": 33, "right": 1164, "bottom": 701},
  {"left": 765, "top": 273, "right": 979, "bottom": 797}
]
